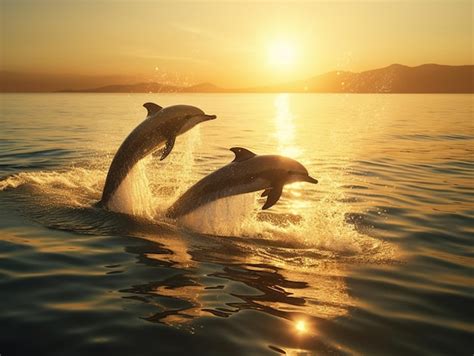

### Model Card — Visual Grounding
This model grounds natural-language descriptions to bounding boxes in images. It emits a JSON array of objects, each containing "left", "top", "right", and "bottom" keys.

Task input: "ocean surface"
[{"left": 0, "top": 93, "right": 472, "bottom": 355}]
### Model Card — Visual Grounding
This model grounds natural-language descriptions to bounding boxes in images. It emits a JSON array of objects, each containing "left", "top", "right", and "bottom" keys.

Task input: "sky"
[{"left": 1, "top": 0, "right": 472, "bottom": 88}]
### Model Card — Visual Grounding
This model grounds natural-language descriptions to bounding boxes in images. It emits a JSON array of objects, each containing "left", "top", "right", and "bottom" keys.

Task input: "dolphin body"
[
  {"left": 166, "top": 147, "right": 318, "bottom": 219},
  {"left": 99, "top": 102, "right": 216, "bottom": 208}
]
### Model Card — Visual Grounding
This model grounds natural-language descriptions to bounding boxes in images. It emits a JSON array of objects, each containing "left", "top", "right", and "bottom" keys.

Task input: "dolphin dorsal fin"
[
  {"left": 143, "top": 102, "right": 163, "bottom": 116},
  {"left": 230, "top": 147, "right": 257, "bottom": 162}
]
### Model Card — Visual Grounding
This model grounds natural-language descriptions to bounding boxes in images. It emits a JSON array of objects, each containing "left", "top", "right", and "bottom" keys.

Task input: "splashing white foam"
[
  {"left": 0, "top": 168, "right": 101, "bottom": 193},
  {"left": 175, "top": 171, "right": 382, "bottom": 255},
  {"left": 178, "top": 193, "right": 259, "bottom": 236},
  {"left": 154, "top": 128, "right": 202, "bottom": 208},
  {"left": 106, "top": 128, "right": 202, "bottom": 218},
  {"left": 106, "top": 158, "right": 157, "bottom": 218},
  {"left": 0, "top": 129, "right": 202, "bottom": 221}
]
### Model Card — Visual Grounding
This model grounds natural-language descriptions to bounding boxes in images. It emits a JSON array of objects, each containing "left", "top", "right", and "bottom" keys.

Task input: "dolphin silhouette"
[
  {"left": 100, "top": 102, "right": 216, "bottom": 208},
  {"left": 166, "top": 147, "right": 318, "bottom": 219}
]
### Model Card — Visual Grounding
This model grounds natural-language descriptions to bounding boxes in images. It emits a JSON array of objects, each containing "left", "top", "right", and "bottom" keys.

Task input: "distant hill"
[
  {"left": 0, "top": 71, "right": 141, "bottom": 93},
  {"left": 241, "top": 64, "right": 474, "bottom": 93},
  {"left": 293, "top": 64, "right": 474, "bottom": 93},
  {"left": 1, "top": 64, "right": 473, "bottom": 93},
  {"left": 63, "top": 82, "right": 183, "bottom": 93}
]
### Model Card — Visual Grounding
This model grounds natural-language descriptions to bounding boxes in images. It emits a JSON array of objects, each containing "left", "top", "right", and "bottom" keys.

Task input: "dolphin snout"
[
  {"left": 305, "top": 175, "right": 318, "bottom": 184},
  {"left": 203, "top": 114, "right": 217, "bottom": 121}
]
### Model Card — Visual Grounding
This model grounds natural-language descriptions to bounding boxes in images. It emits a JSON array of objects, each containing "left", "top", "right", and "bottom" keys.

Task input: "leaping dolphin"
[
  {"left": 166, "top": 147, "right": 318, "bottom": 219},
  {"left": 99, "top": 102, "right": 216, "bottom": 208}
]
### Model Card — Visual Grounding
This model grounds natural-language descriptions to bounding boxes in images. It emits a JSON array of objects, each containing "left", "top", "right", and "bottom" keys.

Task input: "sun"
[{"left": 267, "top": 40, "right": 297, "bottom": 69}]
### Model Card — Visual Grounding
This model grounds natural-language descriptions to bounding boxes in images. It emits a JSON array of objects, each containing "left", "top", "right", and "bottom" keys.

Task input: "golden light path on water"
[
  {"left": 274, "top": 93, "right": 302, "bottom": 159},
  {"left": 274, "top": 93, "right": 311, "bottom": 213}
]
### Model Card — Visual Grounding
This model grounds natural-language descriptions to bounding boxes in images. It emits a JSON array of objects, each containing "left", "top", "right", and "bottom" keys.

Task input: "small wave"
[{"left": 0, "top": 167, "right": 102, "bottom": 202}]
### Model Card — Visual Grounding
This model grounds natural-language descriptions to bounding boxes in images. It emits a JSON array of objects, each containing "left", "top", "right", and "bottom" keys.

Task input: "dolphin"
[
  {"left": 166, "top": 147, "right": 318, "bottom": 219},
  {"left": 99, "top": 102, "right": 216, "bottom": 208}
]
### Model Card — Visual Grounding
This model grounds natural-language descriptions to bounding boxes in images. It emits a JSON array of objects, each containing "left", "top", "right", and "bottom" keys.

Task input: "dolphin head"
[
  {"left": 280, "top": 157, "right": 318, "bottom": 185},
  {"left": 229, "top": 149, "right": 318, "bottom": 186},
  {"left": 164, "top": 105, "right": 216, "bottom": 135}
]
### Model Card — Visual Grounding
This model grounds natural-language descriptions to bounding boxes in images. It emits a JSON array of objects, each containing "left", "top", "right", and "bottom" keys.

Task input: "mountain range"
[{"left": 1, "top": 64, "right": 473, "bottom": 93}]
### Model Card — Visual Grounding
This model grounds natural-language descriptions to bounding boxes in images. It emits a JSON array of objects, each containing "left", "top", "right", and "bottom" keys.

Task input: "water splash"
[
  {"left": 104, "top": 128, "right": 202, "bottom": 218},
  {"left": 0, "top": 125, "right": 391, "bottom": 259},
  {"left": 154, "top": 127, "right": 202, "bottom": 206},
  {"left": 0, "top": 167, "right": 102, "bottom": 208},
  {"left": 174, "top": 169, "right": 389, "bottom": 257},
  {"left": 106, "top": 158, "right": 157, "bottom": 218},
  {"left": 0, "top": 128, "right": 202, "bottom": 218},
  {"left": 177, "top": 193, "right": 259, "bottom": 236},
  {"left": 176, "top": 199, "right": 376, "bottom": 256}
]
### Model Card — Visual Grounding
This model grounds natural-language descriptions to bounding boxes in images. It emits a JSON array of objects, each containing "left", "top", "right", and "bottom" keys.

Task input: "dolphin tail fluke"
[
  {"left": 262, "top": 185, "right": 283, "bottom": 210},
  {"left": 160, "top": 136, "right": 176, "bottom": 160}
]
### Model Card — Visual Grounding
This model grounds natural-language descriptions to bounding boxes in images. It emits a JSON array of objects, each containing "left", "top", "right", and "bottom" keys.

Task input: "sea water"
[{"left": 0, "top": 93, "right": 472, "bottom": 355}]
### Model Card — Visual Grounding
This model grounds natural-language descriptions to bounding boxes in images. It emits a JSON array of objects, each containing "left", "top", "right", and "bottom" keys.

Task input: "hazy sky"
[{"left": 1, "top": 0, "right": 472, "bottom": 87}]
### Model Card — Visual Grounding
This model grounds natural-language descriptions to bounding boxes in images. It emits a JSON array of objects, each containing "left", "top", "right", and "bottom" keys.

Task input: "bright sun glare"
[
  {"left": 295, "top": 319, "right": 308, "bottom": 334},
  {"left": 267, "top": 40, "right": 297, "bottom": 69}
]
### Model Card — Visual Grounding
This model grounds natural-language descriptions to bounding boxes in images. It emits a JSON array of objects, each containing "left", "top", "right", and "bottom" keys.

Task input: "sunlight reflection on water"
[
  {"left": 0, "top": 93, "right": 472, "bottom": 355},
  {"left": 274, "top": 93, "right": 302, "bottom": 159}
]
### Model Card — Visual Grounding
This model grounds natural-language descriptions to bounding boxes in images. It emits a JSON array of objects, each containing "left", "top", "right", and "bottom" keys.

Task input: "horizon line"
[{"left": 1, "top": 63, "right": 473, "bottom": 94}]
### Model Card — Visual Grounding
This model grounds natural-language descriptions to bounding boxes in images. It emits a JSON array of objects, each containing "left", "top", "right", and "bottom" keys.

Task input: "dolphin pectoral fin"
[
  {"left": 160, "top": 136, "right": 176, "bottom": 160},
  {"left": 262, "top": 185, "right": 283, "bottom": 210},
  {"left": 261, "top": 188, "right": 272, "bottom": 197},
  {"left": 143, "top": 102, "right": 163, "bottom": 117}
]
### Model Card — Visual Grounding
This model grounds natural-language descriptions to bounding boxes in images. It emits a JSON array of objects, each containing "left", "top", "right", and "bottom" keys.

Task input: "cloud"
[
  {"left": 171, "top": 23, "right": 219, "bottom": 40},
  {"left": 120, "top": 47, "right": 210, "bottom": 65}
]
